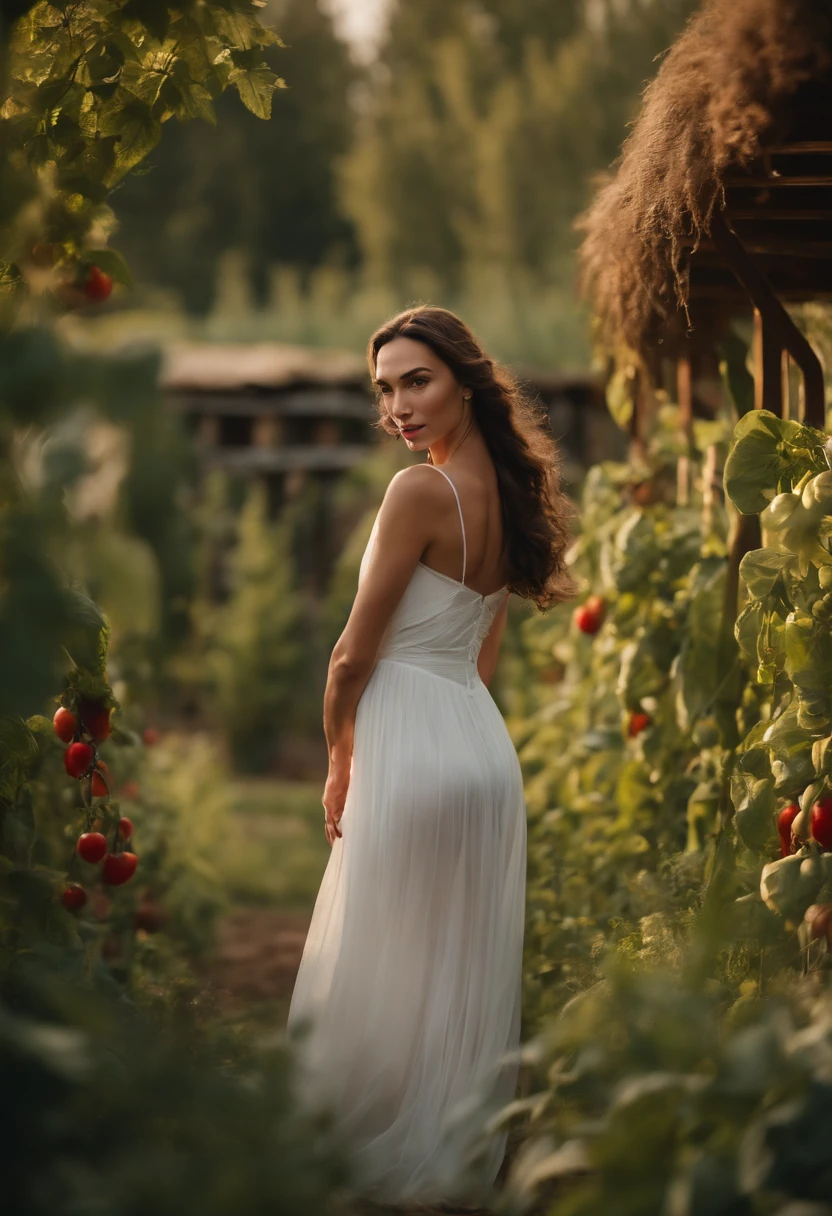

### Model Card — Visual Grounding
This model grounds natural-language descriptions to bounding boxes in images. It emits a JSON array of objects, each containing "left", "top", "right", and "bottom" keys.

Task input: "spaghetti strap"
[{"left": 425, "top": 464, "right": 466, "bottom": 585}]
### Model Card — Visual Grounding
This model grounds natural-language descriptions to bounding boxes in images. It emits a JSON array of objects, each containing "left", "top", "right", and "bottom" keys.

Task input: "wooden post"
[
  {"left": 198, "top": 414, "right": 220, "bottom": 447},
  {"left": 781, "top": 349, "right": 792, "bottom": 421},
  {"left": 676, "top": 353, "right": 694, "bottom": 506},
  {"left": 253, "top": 415, "right": 283, "bottom": 448},
  {"left": 629, "top": 367, "right": 648, "bottom": 461},
  {"left": 702, "top": 443, "right": 719, "bottom": 535},
  {"left": 752, "top": 307, "right": 784, "bottom": 416},
  {"left": 710, "top": 207, "right": 825, "bottom": 427}
]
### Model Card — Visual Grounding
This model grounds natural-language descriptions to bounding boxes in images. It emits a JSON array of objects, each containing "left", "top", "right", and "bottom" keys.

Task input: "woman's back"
[
  {"left": 418, "top": 463, "right": 507, "bottom": 597},
  {"left": 357, "top": 468, "right": 509, "bottom": 692}
]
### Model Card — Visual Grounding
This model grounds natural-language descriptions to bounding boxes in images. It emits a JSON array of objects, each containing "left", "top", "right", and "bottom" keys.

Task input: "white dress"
[{"left": 286, "top": 464, "right": 527, "bottom": 1208}]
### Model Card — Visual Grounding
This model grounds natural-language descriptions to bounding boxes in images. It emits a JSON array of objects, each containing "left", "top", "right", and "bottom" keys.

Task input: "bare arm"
[
  {"left": 322, "top": 466, "right": 449, "bottom": 841},
  {"left": 477, "top": 591, "right": 510, "bottom": 688}
]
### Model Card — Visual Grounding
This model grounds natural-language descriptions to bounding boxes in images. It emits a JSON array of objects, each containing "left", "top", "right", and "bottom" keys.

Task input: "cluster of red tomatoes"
[
  {"left": 778, "top": 796, "right": 832, "bottom": 858},
  {"left": 778, "top": 796, "right": 832, "bottom": 945},
  {"left": 55, "top": 699, "right": 149, "bottom": 913},
  {"left": 573, "top": 595, "right": 652, "bottom": 739}
]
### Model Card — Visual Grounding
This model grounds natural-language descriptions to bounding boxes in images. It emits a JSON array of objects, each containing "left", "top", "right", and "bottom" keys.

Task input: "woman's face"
[{"left": 373, "top": 336, "right": 465, "bottom": 454}]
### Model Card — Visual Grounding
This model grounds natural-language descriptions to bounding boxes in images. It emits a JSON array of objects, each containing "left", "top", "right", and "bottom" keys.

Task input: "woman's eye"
[{"left": 411, "top": 377, "right": 427, "bottom": 387}]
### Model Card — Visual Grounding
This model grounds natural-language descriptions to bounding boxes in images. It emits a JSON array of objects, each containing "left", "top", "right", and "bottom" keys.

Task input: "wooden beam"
[
  {"left": 762, "top": 141, "right": 832, "bottom": 154},
  {"left": 725, "top": 209, "right": 832, "bottom": 220},
  {"left": 709, "top": 208, "right": 826, "bottom": 428},
  {"left": 685, "top": 238, "right": 832, "bottom": 259},
  {"left": 688, "top": 284, "right": 832, "bottom": 301},
  {"left": 724, "top": 175, "right": 832, "bottom": 187},
  {"left": 203, "top": 444, "right": 374, "bottom": 473}
]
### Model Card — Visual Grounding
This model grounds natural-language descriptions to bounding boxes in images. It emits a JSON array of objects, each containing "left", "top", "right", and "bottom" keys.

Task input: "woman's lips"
[{"left": 401, "top": 425, "right": 424, "bottom": 437}]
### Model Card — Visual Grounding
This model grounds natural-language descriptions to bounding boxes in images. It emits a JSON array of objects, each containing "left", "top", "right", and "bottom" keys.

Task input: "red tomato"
[
  {"left": 628, "top": 711, "right": 651, "bottom": 738},
  {"left": 79, "top": 699, "right": 111, "bottom": 742},
  {"left": 142, "top": 726, "right": 159, "bottom": 746},
  {"left": 102, "top": 851, "right": 138, "bottom": 886},
  {"left": 61, "top": 884, "right": 87, "bottom": 912},
  {"left": 53, "top": 706, "right": 77, "bottom": 743},
  {"left": 91, "top": 761, "right": 112, "bottom": 799},
  {"left": 83, "top": 265, "right": 113, "bottom": 302},
  {"left": 811, "top": 796, "right": 832, "bottom": 851},
  {"left": 76, "top": 831, "right": 107, "bottom": 864},
  {"left": 777, "top": 803, "right": 801, "bottom": 858},
  {"left": 574, "top": 595, "right": 605, "bottom": 635},
  {"left": 64, "top": 741, "right": 94, "bottom": 779},
  {"left": 117, "top": 816, "right": 134, "bottom": 840}
]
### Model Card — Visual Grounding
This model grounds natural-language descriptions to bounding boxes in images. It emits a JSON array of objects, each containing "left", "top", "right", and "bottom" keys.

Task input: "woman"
[{"left": 287, "top": 306, "right": 578, "bottom": 1211}]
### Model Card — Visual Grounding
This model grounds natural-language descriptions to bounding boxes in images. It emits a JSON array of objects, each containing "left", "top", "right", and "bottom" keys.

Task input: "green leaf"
[
  {"left": 172, "top": 79, "right": 216, "bottom": 125},
  {"left": 99, "top": 94, "right": 162, "bottom": 184},
  {"left": 61, "top": 589, "right": 110, "bottom": 677},
  {"left": 724, "top": 410, "right": 826, "bottom": 515},
  {"left": 207, "top": 7, "right": 284, "bottom": 50},
  {"left": 25, "top": 715, "right": 52, "bottom": 735},
  {"left": 605, "top": 363, "right": 635, "bottom": 431},
  {"left": 812, "top": 735, "right": 832, "bottom": 776},
  {"left": 120, "top": 0, "right": 171, "bottom": 41},
  {"left": 739, "top": 548, "right": 795, "bottom": 600},
  {"left": 0, "top": 716, "right": 38, "bottom": 804},
  {"left": 228, "top": 65, "right": 278, "bottom": 120},
  {"left": 734, "top": 600, "right": 764, "bottom": 664},
  {"left": 763, "top": 700, "right": 816, "bottom": 795},
  {"left": 674, "top": 560, "right": 726, "bottom": 731},
  {"left": 730, "top": 770, "right": 776, "bottom": 852}
]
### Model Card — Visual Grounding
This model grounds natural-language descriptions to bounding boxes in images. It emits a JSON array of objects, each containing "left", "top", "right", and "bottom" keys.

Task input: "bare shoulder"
[{"left": 383, "top": 464, "right": 450, "bottom": 513}]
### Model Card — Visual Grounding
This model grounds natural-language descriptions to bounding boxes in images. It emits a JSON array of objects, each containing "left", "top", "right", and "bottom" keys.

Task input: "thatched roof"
[{"left": 576, "top": 0, "right": 832, "bottom": 371}]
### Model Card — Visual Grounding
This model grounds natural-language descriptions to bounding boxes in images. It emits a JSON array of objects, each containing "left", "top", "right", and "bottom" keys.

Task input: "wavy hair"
[{"left": 367, "top": 305, "right": 580, "bottom": 612}]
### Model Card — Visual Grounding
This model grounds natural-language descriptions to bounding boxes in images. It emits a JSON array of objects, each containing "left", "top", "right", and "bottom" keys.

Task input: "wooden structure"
[
  {"left": 160, "top": 341, "right": 623, "bottom": 590},
  {"left": 576, "top": 0, "right": 832, "bottom": 624},
  {"left": 161, "top": 342, "right": 374, "bottom": 516},
  {"left": 577, "top": 0, "right": 831, "bottom": 422},
  {"left": 521, "top": 369, "right": 626, "bottom": 480}
]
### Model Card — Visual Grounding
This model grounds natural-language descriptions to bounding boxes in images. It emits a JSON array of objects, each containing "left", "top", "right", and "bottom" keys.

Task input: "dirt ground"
[{"left": 194, "top": 904, "right": 311, "bottom": 1024}]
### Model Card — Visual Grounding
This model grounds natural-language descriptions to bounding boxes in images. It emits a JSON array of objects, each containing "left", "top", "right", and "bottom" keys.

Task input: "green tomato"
[
  {"left": 802, "top": 470, "right": 832, "bottom": 513},
  {"left": 760, "top": 492, "right": 800, "bottom": 532}
]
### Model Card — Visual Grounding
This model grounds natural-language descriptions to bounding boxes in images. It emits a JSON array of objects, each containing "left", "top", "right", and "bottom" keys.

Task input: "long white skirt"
[{"left": 287, "top": 657, "right": 527, "bottom": 1206}]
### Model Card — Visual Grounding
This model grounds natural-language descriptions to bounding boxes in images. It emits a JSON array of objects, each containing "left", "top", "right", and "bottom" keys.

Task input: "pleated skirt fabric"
[{"left": 287, "top": 653, "right": 527, "bottom": 1207}]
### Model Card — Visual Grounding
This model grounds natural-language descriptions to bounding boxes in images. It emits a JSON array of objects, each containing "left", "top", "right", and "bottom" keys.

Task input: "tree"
[
  {"left": 110, "top": 0, "right": 360, "bottom": 311},
  {"left": 338, "top": 0, "right": 698, "bottom": 295}
]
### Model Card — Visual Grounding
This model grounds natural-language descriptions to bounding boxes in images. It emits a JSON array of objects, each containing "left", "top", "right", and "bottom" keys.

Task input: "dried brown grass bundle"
[{"left": 576, "top": 0, "right": 832, "bottom": 364}]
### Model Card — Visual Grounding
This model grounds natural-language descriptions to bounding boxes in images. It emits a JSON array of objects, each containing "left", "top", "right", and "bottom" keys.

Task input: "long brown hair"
[{"left": 367, "top": 305, "right": 580, "bottom": 611}]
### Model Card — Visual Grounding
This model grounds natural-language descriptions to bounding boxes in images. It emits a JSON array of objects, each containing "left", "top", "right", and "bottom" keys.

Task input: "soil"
[{"left": 190, "top": 904, "right": 310, "bottom": 1027}]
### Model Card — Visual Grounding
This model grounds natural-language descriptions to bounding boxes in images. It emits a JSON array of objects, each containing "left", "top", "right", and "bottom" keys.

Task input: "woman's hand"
[{"left": 323, "top": 761, "right": 350, "bottom": 847}]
